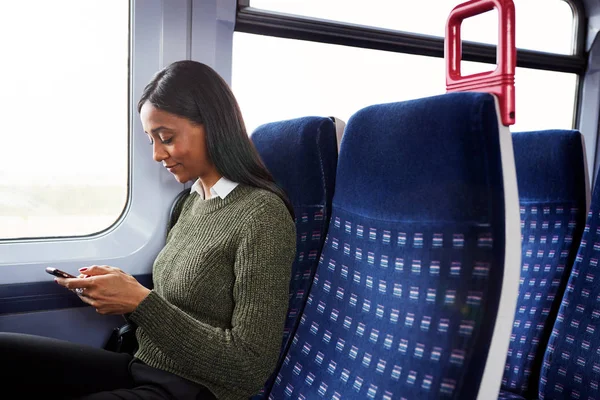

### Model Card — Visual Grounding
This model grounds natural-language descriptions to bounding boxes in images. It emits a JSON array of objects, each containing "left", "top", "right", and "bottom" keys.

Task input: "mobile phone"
[{"left": 45, "top": 267, "right": 77, "bottom": 279}]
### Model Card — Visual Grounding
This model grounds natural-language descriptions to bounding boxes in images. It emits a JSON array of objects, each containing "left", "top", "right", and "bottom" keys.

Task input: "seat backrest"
[
  {"left": 538, "top": 155, "right": 600, "bottom": 400},
  {"left": 251, "top": 116, "right": 339, "bottom": 348},
  {"left": 267, "top": 92, "right": 521, "bottom": 400},
  {"left": 502, "top": 130, "right": 587, "bottom": 398}
]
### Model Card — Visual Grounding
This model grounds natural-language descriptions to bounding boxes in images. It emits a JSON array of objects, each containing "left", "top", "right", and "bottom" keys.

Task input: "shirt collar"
[{"left": 191, "top": 177, "right": 239, "bottom": 200}]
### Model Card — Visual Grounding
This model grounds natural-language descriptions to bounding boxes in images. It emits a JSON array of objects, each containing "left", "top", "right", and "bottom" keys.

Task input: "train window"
[
  {"left": 491, "top": 67, "right": 577, "bottom": 132},
  {"left": 232, "top": 33, "right": 577, "bottom": 133},
  {"left": 248, "top": 0, "right": 575, "bottom": 55},
  {"left": 232, "top": 32, "right": 441, "bottom": 133},
  {"left": 0, "top": 1, "right": 129, "bottom": 240}
]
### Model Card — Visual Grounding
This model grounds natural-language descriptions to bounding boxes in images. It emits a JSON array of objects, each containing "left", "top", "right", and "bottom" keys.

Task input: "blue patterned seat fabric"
[
  {"left": 498, "top": 389, "right": 527, "bottom": 399},
  {"left": 538, "top": 167, "right": 600, "bottom": 399},
  {"left": 267, "top": 93, "right": 513, "bottom": 399},
  {"left": 500, "top": 131, "right": 587, "bottom": 399},
  {"left": 251, "top": 116, "right": 339, "bottom": 397}
]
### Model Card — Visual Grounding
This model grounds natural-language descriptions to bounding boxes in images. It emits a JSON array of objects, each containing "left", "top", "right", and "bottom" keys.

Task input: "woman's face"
[{"left": 140, "top": 102, "right": 216, "bottom": 184}]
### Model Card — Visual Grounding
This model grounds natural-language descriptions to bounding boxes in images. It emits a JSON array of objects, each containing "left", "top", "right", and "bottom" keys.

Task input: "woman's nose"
[{"left": 152, "top": 143, "right": 169, "bottom": 162}]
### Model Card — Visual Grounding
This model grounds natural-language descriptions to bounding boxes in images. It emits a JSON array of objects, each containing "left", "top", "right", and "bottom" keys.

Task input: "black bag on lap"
[{"left": 104, "top": 322, "right": 138, "bottom": 355}]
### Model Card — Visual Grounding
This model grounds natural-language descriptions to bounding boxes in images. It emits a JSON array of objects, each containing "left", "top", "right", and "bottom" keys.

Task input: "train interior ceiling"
[{"left": 3, "top": 0, "right": 600, "bottom": 399}]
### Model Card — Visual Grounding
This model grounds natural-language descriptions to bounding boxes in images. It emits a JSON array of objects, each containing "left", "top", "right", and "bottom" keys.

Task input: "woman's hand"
[{"left": 55, "top": 265, "right": 151, "bottom": 315}]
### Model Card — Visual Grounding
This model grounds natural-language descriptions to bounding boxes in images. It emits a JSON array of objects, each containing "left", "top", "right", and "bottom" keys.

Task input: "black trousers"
[{"left": 0, "top": 332, "right": 216, "bottom": 400}]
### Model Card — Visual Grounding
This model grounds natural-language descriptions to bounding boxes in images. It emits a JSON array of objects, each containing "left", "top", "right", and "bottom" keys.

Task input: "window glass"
[
  {"left": 232, "top": 32, "right": 576, "bottom": 135},
  {"left": 0, "top": 1, "right": 129, "bottom": 239},
  {"left": 249, "top": 0, "right": 575, "bottom": 55}
]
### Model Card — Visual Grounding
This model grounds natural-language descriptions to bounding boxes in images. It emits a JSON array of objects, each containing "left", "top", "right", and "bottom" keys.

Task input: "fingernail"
[
  {"left": 79, "top": 267, "right": 88, "bottom": 272},
  {"left": 54, "top": 278, "right": 59, "bottom": 283}
]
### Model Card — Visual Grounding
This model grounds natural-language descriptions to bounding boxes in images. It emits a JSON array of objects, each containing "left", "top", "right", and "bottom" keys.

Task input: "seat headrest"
[
  {"left": 512, "top": 130, "right": 585, "bottom": 203},
  {"left": 335, "top": 92, "right": 504, "bottom": 223},
  {"left": 251, "top": 116, "right": 338, "bottom": 207}
]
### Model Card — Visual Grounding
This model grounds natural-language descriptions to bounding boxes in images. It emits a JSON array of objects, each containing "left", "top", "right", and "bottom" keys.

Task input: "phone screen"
[{"left": 45, "top": 267, "right": 76, "bottom": 279}]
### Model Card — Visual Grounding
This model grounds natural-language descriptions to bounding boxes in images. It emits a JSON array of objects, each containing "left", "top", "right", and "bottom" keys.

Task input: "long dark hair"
[{"left": 137, "top": 60, "right": 294, "bottom": 218}]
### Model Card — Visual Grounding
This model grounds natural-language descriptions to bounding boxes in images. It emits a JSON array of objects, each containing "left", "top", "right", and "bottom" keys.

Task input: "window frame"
[
  {"left": 235, "top": 0, "right": 586, "bottom": 74},
  {"left": 571, "top": 0, "right": 587, "bottom": 128}
]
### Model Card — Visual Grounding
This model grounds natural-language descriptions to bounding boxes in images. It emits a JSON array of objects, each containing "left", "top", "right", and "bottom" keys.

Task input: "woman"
[{"left": 0, "top": 61, "right": 296, "bottom": 399}]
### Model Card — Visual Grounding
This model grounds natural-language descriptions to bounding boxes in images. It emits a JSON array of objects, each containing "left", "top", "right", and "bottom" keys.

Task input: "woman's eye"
[
  {"left": 147, "top": 137, "right": 154, "bottom": 145},
  {"left": 161, "top": 138, "right": 173, "bottom": 144}
]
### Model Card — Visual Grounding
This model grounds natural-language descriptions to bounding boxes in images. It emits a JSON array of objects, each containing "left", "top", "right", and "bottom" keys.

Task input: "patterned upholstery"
[
  {"left": 251, "top": 116, "right": 339, "bottom": 397},
  {"left": 538, "top": 168, "right": 600, "bottom": 398},
  {"left": 498, "top": 389, "right": 527, "bottom": 399},
  {"left": 267, "top": 93, "right": 518, "bottom": 399},
  {"left": 501, "top": 131, "right": 587, "bottom": 398}
]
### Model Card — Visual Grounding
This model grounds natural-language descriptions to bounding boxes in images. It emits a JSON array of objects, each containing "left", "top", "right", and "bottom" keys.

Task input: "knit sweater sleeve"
[{"left": 129, "top": 200, "right": 296, "bottom": 392}]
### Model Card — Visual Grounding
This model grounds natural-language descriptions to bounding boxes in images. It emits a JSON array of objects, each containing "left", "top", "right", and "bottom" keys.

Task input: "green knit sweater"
[{"left": 129, "top": 184, "right": 296, "bottom": 399}]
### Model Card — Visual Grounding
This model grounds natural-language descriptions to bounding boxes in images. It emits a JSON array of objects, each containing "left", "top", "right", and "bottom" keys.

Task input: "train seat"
[
  {"left": 251, "top": 116, "right": 340, "bottom": 397},
  {"left": 266, "top": 92, "right": 521, "bottom": 399},
  {"left": 498, "top": 130, "right": 588, "bottom": 399},
  {"left": 534, "top": 150, "right": 600, "bottom": 400}
]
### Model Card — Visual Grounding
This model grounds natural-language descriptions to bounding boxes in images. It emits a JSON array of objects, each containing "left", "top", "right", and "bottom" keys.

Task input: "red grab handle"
[{"left": 445, "top": 0, "right": 516, "bottom": 126}]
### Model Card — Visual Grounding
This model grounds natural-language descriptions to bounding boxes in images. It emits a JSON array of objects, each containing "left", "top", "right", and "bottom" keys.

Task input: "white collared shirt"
[{"left": 191, "top": 177, "right": 239, "bottom": 200}]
